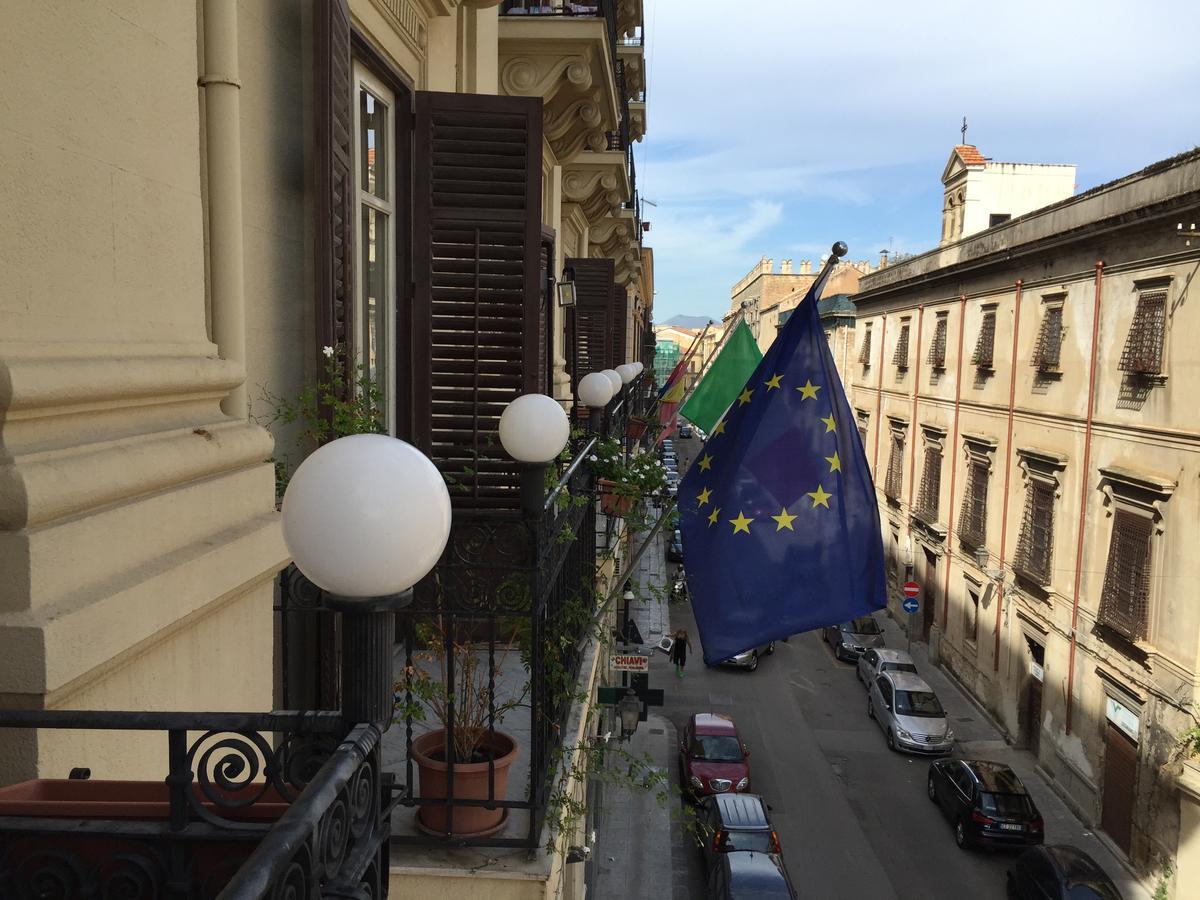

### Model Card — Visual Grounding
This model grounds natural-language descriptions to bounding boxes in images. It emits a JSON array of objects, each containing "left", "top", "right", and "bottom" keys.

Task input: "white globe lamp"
[
  {"left": 281, "top": 434, "right": 452, "bottom": 600},
  {"left": 499, "top": 393, "right": 570, "bottom": 464},
  {"left": 616, "top": 363, "right": 638, "bottom": 384},
  {"left": 577, "top": 372, "right": 614, "bottom": 408},
  {"left": 602, "top": 369, "right": 623, "bottom": 395}
]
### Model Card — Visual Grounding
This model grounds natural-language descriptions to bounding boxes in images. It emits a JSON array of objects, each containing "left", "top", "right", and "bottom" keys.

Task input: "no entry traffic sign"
[{"left": 902, "top": 581, "right": 920, "bottom": 598}]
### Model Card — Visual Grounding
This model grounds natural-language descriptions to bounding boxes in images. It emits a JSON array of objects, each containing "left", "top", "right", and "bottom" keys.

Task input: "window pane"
[
  {"left": 361, "top": 206, "right": 388, "bottom": 402},
  {"left": 360, "top": 89, "right": 387, "bottom": 198}
]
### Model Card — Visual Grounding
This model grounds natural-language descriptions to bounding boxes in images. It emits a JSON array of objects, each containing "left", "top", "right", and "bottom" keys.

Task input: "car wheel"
[
  {"left": 886, "top": 729, "right": 896, "bottom": 751},
  {"left": 747, "top": 652, "right": 759, "bottom": 672},
  {"left": 927, "top": 774, "right": 938, "bottom": 803},
  {"left": 766, "top": 642, "right": 775, "bottom": 655},
  {"left": 867, "top": 697, "right": 875, "bottom": 719},
  {"left": 954, "top": 818, "right": 969, "bottom": 850}
]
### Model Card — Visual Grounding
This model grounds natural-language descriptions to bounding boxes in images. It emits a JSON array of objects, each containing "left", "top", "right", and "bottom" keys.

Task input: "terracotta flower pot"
[
  {"left": 411, "top": 729, "right": 518, "bottom": 838},
  {"left": 597, "top": 478, "right": 635, "bottom": 517},
  {"left": 626, "top": 416, "right": 649, "bottom": 440}
]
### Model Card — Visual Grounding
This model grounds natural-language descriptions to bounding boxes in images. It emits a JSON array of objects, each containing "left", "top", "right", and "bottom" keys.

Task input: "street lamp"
[
  {"left": 499, "top": 393, "right": 571, "bottom": 517},
  {"left": 621, "top": 587, "right": 636, "bottom": 645},
  {"left": 577, "top": 371, "right": 613, "bottom": 433},
  {"left": 616, "top": 688, "right": 641, "bottom": 741},
  {"left": 973, "top": 545, "right": 989, "bottom": 570},
  {"left": 281, "top": 434, "right": 452, "bottom": 726}
]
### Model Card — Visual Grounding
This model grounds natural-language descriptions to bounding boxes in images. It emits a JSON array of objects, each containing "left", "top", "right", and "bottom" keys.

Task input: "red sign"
[
  {"left": 903, "top": 581, "right": 920, "bottom": 598},
  {"left": 611, "top": 655, "right": 650, "bottom": 673}
]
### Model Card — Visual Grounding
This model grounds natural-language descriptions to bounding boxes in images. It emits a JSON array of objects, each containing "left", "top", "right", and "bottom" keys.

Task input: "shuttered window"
[
  {"left": 314, "top": 0, "right": 355, "bottom": 377},
  {"left": 893, "top": 322, "right": 911, "bottom": 369},
  {"left": 915, "top": 445, "right": 942, "bottom": 523},
  {"left": 412, "top": 91, "right": 543, "bottom": 512},
  {"left": 1014, "top": 481, "right": 1055, "bottom": 585},
  {"left": 856, "top": 412, "right": 869, "bottom": 450},
  {"left": 1098, "top": 511, "right": 1153, "bottom": 642},
  {"left": 928, "top": 314, "right": 948, "bottom": 369},
  {"left": 538, "top": 231, "right": 556, "bottom": 396},
  {"left": 858, "top": 324, "right": 873, "bottom": 365},
  {"left": 972, "top": 310, "right": 996, "bottom": 369},
  {"left": 958, "top": 459, "right": 989, "bottom": 547},
  {"left": 610, "top": 282, "right": 628, "bottom": 370},
  {"left": 567, "top": 257, "right": 616, "bottom": 385},
  {"left": 1119, "top": 290, "right": 1167, "bottom": 376},
  {"left": 1032, "top": 304, "right": 1064, "bottom": 372},
  {"left": 884, "top": 432, "right": 904, "bottom": 500}
]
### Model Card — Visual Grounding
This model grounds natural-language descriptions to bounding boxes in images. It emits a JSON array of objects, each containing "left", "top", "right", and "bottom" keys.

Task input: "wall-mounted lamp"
[{"left": 557, "top": 267, "right": 577, "bottom": 307}]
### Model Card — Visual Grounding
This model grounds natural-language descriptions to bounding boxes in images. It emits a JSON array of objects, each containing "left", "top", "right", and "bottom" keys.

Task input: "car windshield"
[
  {"left": 895, "top": 690, "right": 944, "bottom": 717},
  {"left": 691, "top": 735, "right": 743, "bottom": 761},
  {"left": 882, "top": 662, "right": 919, "bottom": 675},
  {"left": 980, "top": 792, "right": 1034, "bottom": 818},
  {"left": 723, "top": 830, "right": 774, "bottom": 853},
  {"left": 844, "top": 617, "right": 881, "bottom": 634}
]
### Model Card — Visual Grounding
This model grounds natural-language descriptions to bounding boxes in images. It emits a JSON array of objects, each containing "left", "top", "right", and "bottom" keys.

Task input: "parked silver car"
[
  {"left": 867, "top": 671, "right": 954, "bottom": 754},
  {"left": 856, "top": 648, "right": 919, "bottom": 687},
  {"left": 822, "top": 616, "right": 884, "bottom": 661},
  {"left": 720, "top": 641, "right": 776, "bottom": 671}
]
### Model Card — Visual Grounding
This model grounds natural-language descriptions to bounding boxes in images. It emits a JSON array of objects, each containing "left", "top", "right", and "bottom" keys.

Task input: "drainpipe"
[
  {"left": 200, "top": 0, "right": 248, "bottom": 418},
  {"left": 1065, "top": 261, "right": 1104, "bottom": 734},
  {"left": 872, "top": 313, "right": 889, "bottom": 474},
  {"left": 941, "top": 296, "right": 968, "bottom": 628},
  {"left": 992, "top": 281, "right": 1023, "bottom": 671}
]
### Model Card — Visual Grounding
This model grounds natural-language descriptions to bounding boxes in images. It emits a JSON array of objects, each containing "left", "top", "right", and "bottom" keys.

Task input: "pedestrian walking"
[{"left": 670, "top": 628, "right": 693, "bottom": 678}]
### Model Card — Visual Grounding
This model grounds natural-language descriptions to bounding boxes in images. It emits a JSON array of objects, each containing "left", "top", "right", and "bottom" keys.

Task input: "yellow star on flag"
[
  {"left": 711, "top": 419, "right": 727, "bottom": 436},
  {"left": 737, "top": 388, "right": 754, "bottom": 406},
  {"left": 697, "top": 453, "right": 713, "bottom": 472},
  {"left": 697, "top": 486, "right": 712, "bottom": 506},
  {"left": 796, "top": 379, "right": 821, "bottom": 401},
  {"left": 807, "top": 484, "right": 832, "bottom": 508},
  {"left": 764, "top": 374, "right": 783, "bottom": 391},
  {"left": 771, "top": 507, "right": 797, "bottom": 531},
  {"left": 707, "top": 507, "right": 721, "bottom": 527},
  {"left": 825, "top": 451, "right": 841, "bottom": 473},
  {"left": 821, "top": 413, "right": 837, "bottom": 433},
  {"left": 729, "top": 511, "right": 753, "bottom": 534}
]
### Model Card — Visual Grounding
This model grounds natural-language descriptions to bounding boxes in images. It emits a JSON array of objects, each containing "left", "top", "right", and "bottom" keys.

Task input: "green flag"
[{"left": 680, "top": 321, "right": 763, "bottom": 432}]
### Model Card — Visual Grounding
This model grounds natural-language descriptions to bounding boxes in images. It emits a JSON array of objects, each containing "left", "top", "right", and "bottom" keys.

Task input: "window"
[
  {"left": 859, "top": 323, "right": 874, "bottom": 365},
  {"left": 965, "top": 583, "right": 980, "bottom": 644},
  {"left": 1096, "top": 467, "right": 1175, "bottom": 645},
  {"left": 928, "top": 312, "right": 948, "bottom": 369},
  {"left": 884, "top": 424, "right": 905, "bottom": 500},
  {"left": 353, "top": 64, "right": 397, "bottom": 432},
  {"left": 1119, "top": 283, "right": 1169, "bottom": 376},
  {"left": 972, "top": 307, "right": 997, "bottom": 369},
  {"left": 958, "top": 437, "right": 994, "bottom": 548},
  {"left": 1032, "top": 296, "right": 1065, "bottom": 373},
  {"left": 856, "top": 409, "right": 869, "bottom": 449},
  {"left": 893, "top": 319, "right": 911, "bottom": 369},
  {"left": 988, "top": 213, "right": 1011, "bottom": 227},
  {"left": 1013, "top": 450, "right": 1066, "bottom": 587},
  {"left": 915, "top": 434, "right": 944, "bottom": 524}
]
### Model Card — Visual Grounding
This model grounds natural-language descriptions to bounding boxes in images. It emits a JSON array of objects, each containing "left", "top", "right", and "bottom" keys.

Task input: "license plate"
[{"left": 1000, "top": 823, "right": 1022, "bottom": 832}]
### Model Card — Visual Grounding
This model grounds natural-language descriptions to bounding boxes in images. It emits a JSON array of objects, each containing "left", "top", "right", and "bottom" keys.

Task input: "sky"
[{"left": 636, "top": 0, "right": 1200, "bottom": 323}]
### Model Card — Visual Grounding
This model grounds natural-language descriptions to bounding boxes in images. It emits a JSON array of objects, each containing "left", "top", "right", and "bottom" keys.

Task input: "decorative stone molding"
[
  {"left": 628, "top": 100, "right": 646, "bottom": 142},
  {"left": 1097, "top": 465, "right": 1175, "bottom": 525},
  {"left": 617, "top": 45, "right": 644, "bottom": 99},
  {"left": 501, "top": 53, "right": 593, "bottom": 103},
  {"left": 562, "top": 150, "right": 629, "bottom": 223},
  {"left": 543, "top": 89, "right": 608, "bottom": 164},
  {"left": 413, "top": 0, "right": 456, "bottom": 15},
  {"left": 370, "top": 0, "right": 430, "bottom": 53}
]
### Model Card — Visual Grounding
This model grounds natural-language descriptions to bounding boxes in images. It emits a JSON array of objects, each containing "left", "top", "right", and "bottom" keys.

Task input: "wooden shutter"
[
  {"left": 972, "top": 310, "right": 996, "bottom": 368},
  {"left": 884, "top": 433, "right": 904, "bottom": 500},
  {"left": 567, "top": 257, "right": 615, "bottom": 379},
  {"left": 1098, "top": 510, "right": 1152, "bottom": 641},
  {"left": 858, "top": 325, "right": 873, "bottom": 364},
  {"left": 892, "top": 323, "right": 910, "bottom": 368},
  {"left": 1032, "top": 305, "right": 1064, "bottom": 371},
  {"left": 412, "top": 91, "right": 543, "bottom": 512},
  {"left": 1015, "top": 481, "right": 1054, "bottom": 584},
  {"left": 916, "top": 445, "right": 942, "bottom": 522},
  {"left": 609, "top": 282, "right": 628, "bottom": 369},
  {"left": 958, "top": 459, "right": 989, "bottom": 547},
  {"left": 1119, "top": 290, "right": 1167, "bottom": 375},
  {"left": 314, "top": 0, "right": 354, "bottom": 374},
  {"left": 538, "top": 230, "right": 556, "bottom": 396},
  {"left": 928, "top": 315, "right": 948, "bottom": 369}
]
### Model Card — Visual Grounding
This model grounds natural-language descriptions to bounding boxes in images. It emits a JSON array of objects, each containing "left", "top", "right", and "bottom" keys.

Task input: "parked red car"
[{"left": 679, "top": 713, "right": 751, "bottom": 801}]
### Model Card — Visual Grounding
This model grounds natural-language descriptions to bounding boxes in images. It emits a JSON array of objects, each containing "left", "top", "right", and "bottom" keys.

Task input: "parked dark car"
[
  {"left": 696, "top": 793, "right": 781, "bottom": 871},
  {"left": 680, "top": 424, "right": 693, "bottom": 438},
  {"left": 718, "top": 641, "right": 775, "bottom": 672},
  {"left": 1007, "top": 844, "right": 1123, "bottom": 899},
  {"left": 680, "top": 713, "right": 751, "bottom": 801},
  {"left": 927, "top": 759, "right": 1044, "bottom": 850},
  {"left": 823, "top": 616, "right": 884, "bottom": 661},
  {"left": 706, "top": 850, "right": 796, "bottom": 899},
  {"left": 667, "top": 529, "right": 684, "bottom": 562}
]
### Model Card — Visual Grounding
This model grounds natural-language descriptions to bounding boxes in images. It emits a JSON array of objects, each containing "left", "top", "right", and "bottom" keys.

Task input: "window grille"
[
  {"left": 1118, "top": 290, "right": 1167, "bottom": 375},
  {"left": 928, "top": 315, "right": 948, "bottom": 369},
  {"left": 1014, "top": 481, "right": 1054, "bottom": 584},
  {"left": 915, "top": 445, "right": 942, "bottom": 522},
  {"left": 893, "top": 323, "right": 911, "bottom": 368},
  {"left": 884, "top": 433, "right": 904, "bottom": 500},
  {"left": 972, "top": 310, "right": 996, "bottom": 368},
  {"left": 858, "top": 326, "right": 873, "bottom": 365},
  {"left": 1032, "top": 305, "right": 1064, "bottom": 371},
  {"left": 958, "top": 459, "right": 989, "bottom": 547},
  {"left": 1098, "top": 510, "right": 1152, "bottom": 642}
]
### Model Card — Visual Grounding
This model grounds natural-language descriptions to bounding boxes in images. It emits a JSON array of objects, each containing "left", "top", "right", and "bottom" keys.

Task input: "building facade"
[
  {"left": 851, "top": 148, "right": 1200, "bottom": 889},
  {"left": 0, "top": 0, "right": 651, "bottom": 895}
]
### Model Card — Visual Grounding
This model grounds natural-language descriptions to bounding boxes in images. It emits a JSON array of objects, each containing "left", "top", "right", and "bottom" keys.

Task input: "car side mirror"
[{"left": 743, "top": 745, "right": 750, "bottom": 757}]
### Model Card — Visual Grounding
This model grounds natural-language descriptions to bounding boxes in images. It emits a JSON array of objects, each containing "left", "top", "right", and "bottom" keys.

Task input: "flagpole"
[{"left": 642, "top": 319, "right": 712, "bottom": 419}]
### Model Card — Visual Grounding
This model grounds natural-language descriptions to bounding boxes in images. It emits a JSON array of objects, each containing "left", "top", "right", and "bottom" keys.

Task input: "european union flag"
[{"left": 678, "top": 255, "right": 886, "bottom": 665}]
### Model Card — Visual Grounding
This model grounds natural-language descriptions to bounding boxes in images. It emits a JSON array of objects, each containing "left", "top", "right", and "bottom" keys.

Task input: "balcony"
[{"left": 563, "top": 149, "right": 631, "bottom": 225}]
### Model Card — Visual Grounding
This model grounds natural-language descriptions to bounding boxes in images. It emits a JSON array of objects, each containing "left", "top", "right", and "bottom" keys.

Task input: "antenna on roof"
[{"left": 961, "top": 116, "right": 968, "bottom": 144}]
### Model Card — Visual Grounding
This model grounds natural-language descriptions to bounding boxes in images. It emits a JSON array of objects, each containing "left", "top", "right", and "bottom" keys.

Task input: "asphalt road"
[{"left": 662, "top": 431, "right": 1014, "bottom": 900}]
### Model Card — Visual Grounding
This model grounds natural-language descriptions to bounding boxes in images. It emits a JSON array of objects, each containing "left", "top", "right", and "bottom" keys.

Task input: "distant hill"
[{"left": 659, "top": 314, "right": 715, "bottom": 329}]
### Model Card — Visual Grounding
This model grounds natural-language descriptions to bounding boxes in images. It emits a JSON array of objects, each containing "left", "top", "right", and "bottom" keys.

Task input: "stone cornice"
[
  {"left": 368, "top": 0, "right": 430, "bottom": 54},
  {"left": 628, "top": 99, "right": 646, "bottom": 142}
]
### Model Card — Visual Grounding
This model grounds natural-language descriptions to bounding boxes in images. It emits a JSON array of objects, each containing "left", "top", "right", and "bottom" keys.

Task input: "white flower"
[
  {"left": 322, "top": 345, "right": 335, "bottom": 358},
  {"left": 589, "top": 455, "right": 597, "bottom": 461}
]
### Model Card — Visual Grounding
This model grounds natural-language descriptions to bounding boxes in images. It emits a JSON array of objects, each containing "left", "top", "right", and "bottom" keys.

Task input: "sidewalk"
[{"left": 879, "top": 612, "right": 1152, "bottom": 900}]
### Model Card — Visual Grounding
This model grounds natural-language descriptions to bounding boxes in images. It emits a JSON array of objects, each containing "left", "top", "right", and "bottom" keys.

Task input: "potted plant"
[
  {"left": 626, "top": 414, "right": 650, "bottom": 440},
  {"left": 397, "top": 615, "right": 527, "bottom": 838},
  {"left": 586, "top": 438, "right": 666, "bottom": 517}
]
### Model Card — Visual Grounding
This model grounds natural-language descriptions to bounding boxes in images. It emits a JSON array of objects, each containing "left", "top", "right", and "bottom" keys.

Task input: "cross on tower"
[{"left": 961, "top": 116, "right": 968, "bottom": 144}]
